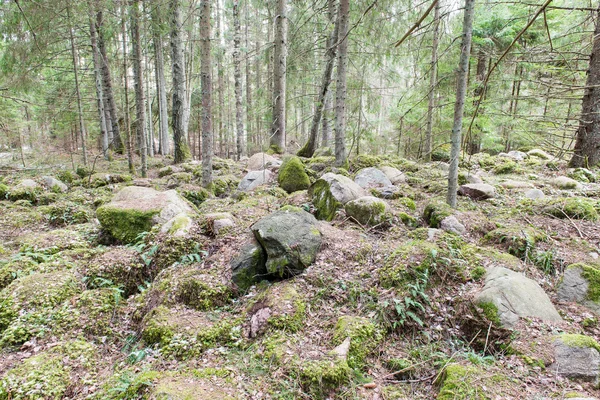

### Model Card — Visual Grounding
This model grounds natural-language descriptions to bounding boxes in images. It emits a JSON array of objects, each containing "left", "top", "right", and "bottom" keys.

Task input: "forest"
[{"left": 1, "top": 0, "right": 600, "bottom": 399}]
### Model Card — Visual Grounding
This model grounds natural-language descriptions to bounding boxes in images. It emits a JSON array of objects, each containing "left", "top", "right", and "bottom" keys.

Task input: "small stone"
[
  {"left": 551, "top": 334, "right": 600, "bottom": 385},
  {"left": 345, "top": 196, "right": 390, "bottom": 226},
  {"left": 247, "top": 152, "right": 281, "bottom": 171},
  {"left": 525, "top": 189, "right": 545, "bottom": 200},
  {"left": 551, "top": 176, "right": 582, "bottom": 190},
  {"left": 458, "top": 183, "right": 496, "bottom": 200},
  {"left": 379, "top": 166, "right": 406, "bottom": 185},
  {"left": 238, "top": 170, "right": 274, "bottom": 191},
  {"left": 439, "top": 216, "right": 466, "bottom": 235},
  {"left": 354, "top": 167, "right": 392, "bottom": 189}
]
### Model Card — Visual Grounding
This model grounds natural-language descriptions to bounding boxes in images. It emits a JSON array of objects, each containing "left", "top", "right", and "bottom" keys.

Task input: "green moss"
[
  {"left": 542, "top": 197, "right": 598, "bottom": 221},
  {"left": 423, "top": 201, "right": 453, "bottom": 228},
  {"left": 345, "top": 198, "right": 389, "bottom": 226},
  {"left": 493, "top": 160, "right": 518, "bottom": 175},
  {"left": 7, "top": 185, "right": 41, "bottom": 203},
  {"left": 299, "top": 357, "right": 351, "bottom": 389},
  {"left": 569, "top": 168, "right": 596, "bottom": 183},
  {"left": 211, "top": 175, "right": 239, "bottom": 197},
  {"left": 182, "top": 188, "right": 210, "bottom": 207},
  {"left": 483, "top": 227, "right": 545, "bottom": 260},
  {"left": 278, "top": 156, "right": 310, "bottom": 193},
  {"left": 96, "top": 205, "right": 158, "bottom": 243},
  {"left": 379, "top": 240, "right": 439, "bottom": 288},
  {"left": 39, "top": 202, "right": 92, "bottom": 226},
  {"left": 478, "top": 301, "right": 501, "bottom": 325},
  {"left": 309, "top": 178, "right": 341, "bottom": 221},
  {"left": 438, "top": 364, "right": 488, "bottom": 400},
  {"left": 0, "top": 353, "right": 70, "bottom": 400},
  {"left": 349, "top": 155, "right": 383, "bottom": 172},
  {"left": 333, "top": 316, "right": 382, "bottom": 369},
  {"left": 0, "top": 184, "right": 8, "bottom": 200},
  {"left": 176, "top": 275, "right": 233, "bottom": 311},
  {"left": 557, "top": 333, "right": 600, "bottom": 353},
  {"left": 568, "top": 263, "right": 600, "bottom": 302},
  {"left": 398, "top": 212, "right": 418, "bottom": 228},
  {"left": 471, "top": 266, "right": 486, "bottom": 281},
  {"left": 398, "top": 197, "right": 416, "bottom": 211}
]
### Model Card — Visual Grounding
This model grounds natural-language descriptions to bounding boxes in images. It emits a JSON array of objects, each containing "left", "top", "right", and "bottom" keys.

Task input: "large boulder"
[
  {"left": 96, "top": 186, "right": 194, "bottom": 243},
  {"left": 475, "top": 267, "right": 562, "bottom": 328},
  {"left": 247, "top": 152, "right": 281, "bottom": 171},
  {"left": 277, "top": 156, "right": 310, "bottom": 193},
  {"left": 354, "top": 167, "right": 392, "bottom": 189},
  {"left": 238, "top": 170, "right": 274, "bottom": 192},
  {"left": 557, "top": 263, "right": 600, "bottom": 314},
  {"left": 379, "top": 166, "right": 406, "bottom": 185},
  {"left": 498, "top": 150, "right": 527, "bottom": 161},
  {"left": 251, "top": 207, "right": 322, "bottom": 278},
  {"left": 551, "top": 334, "right": 600, "bottom": 385},
  {"left": 231, "top": 240, "right": 267, "bottom": 291},
  {"left": 458, "top": 183, "right": 496, "bottom": 200},
  {"left": 344, "top": 196, "right": 389, "bottom": 226},
  {"left": 8, "top": 179, "right": 41, "bottom": 202},
  {"left": 309, "top": 173, "right": 366, "bottom": 221},
  {"left": 41, "top": 176, "right": 68, "bottom": 193}
]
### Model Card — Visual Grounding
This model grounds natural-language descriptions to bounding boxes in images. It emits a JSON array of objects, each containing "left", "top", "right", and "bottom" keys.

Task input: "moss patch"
[
  {"left": 96, "top": 205, "right": 158, "bottom": 243},
  {"left": 278, "top": 156, "right": 310, "bottom": 193},
  {"left": 557, "top": 333, "right": 600, "bottom": 353},
  {"left": 438, "top": 364, "right": 487, "bottom": 400},
  {"left": 333, "top": 316, "right": 382, "bottom": 369},
  {"left": 541, "top": 197, "right": 598, "bottom": 221},
  {"left": 0, "top": 353, "right": 70, "bottom": 400},
  {"left": 423, "top": 201, "right": 453, "bottom": 228}
]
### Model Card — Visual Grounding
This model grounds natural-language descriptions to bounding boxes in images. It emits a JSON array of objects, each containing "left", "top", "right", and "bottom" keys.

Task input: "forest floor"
[{"left": 0, "top": 149, "right": 599, "bottom": 400}]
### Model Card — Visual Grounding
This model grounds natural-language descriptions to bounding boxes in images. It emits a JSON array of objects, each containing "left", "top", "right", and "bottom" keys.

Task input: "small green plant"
[
  {"left": 173, "top": 244, "right": 208, "bottom": 267},
  {"left": 388, "top": 268, "right": 430, "bottom": 329},
  {"left": 532, "top": 249, "right": 556, "bottom": 275}
]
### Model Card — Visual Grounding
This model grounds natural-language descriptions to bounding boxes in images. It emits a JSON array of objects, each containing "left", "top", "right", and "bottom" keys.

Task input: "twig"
[{"left": 393, "top": 0, "right": 439, "bottom": 48}]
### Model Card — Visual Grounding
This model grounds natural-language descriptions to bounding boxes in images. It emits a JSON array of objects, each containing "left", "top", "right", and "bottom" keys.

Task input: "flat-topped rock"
[
  {"left": 247, "top": 152, "right": 281, "bottom": 171},
  {"left": 379, "top": 166, "right": 406, "bottom": 185},
  {"left": 238, "top": 169, "right": 274, "bottom": 191},
  {"left": 309, "top": 173, "right": 366, "bottom": 221},
  {"left": 354, "top": 167, "right": 392, "bottom": 189},
  {"left": 458, "top": 183, "right": 496, "bottom": 200}
]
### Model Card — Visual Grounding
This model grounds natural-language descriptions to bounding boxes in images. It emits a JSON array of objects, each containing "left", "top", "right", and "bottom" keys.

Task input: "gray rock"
[
  {"left": 371, "top": 185, "right": 401, "bottom": 199},
  {"left": 309, "top": 173, "right": 366, "bottom": 221},
  {"left": 551, "top": 176, "right": 582, "bottom": 190},
  {"left": 458, "top": 183, "right": 496, "bottom": 200},
  {"left": 344, "top": 196, "right": 389, "bottom": 226},
  {"left": 525, "top": 189, "right": 545, "bottom": 200},
  {"left": 41, "top": 176, "right": 68, "bottom": 192},
  {"left": 160, "top": 213, "right": 194, "bottom": 237},
  {"left": 238, "top": 170, "right": 273, "bottom": 191},
  {"left": 246, "top": 152, "right": 281, "bottom": 171},
  {"left": 551, "top": 334, "right": 600, "bottom": 385},
  {"left": 379, "top": 166, "right": 406, "bottom": 185},
  {"left": 205, "top": 212, "right": 235, "bottom": 236},
  {"left": 16, "top": 179, "right": 39, "bottom": 190},
  {"left": 354, "top": 167, "right": 392, "bottom": 189},
  {"left": 231, "top": 240, "right": 267, "bottom": 291},
  {"left": 507, "top": 150, "right": 528, "bottom": 161},
  {"left": 251, "top": 208, "right": 322, "bottom": 278},
  {"left": 557, "top": 264, "right": 600, "bottom": 314},
  {"left": 500, "top": 180, "right": 533, "bottom": 189},
  {"left": 475, "top": 267, "right": 562, "bottom": 328},
  {"left": 437, "top": 162, "right": 450, "bottom": 172},
  {"left": 440, "top": 216, "right": 466, "bottom": 235},
  {"left": 466, "top": 174, "right": 483, "bottom": 184}
]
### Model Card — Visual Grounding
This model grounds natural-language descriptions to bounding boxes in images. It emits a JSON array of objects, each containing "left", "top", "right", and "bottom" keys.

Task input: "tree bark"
[
  {"left": 67, "top": 4, "right": 88, "bottom": 166},
  {"left": 424, "top": 1, "right": 440, "bottom": 162},
  {"left": 216, "top": 0, "right": 225, "bottom": 157},
  {"left": 270, "top": 0, "right": 288, "bottom": 154},
  {"left": 297, "top": 0, "right": 339, "bottom": 158},
  {"left": 88, "top": 4, "right": 109, "bottom": 159},
  {"left": 571, "top": 7, "right": 600, "bottom": 168},
  {"left": 151, "top": 1, "right": 170, "bottom": 156},
  {"left": 97, "top": 9, "right": 124, "bottom": 153},
  {"left": 121, "top": 0, "right": 135, "bottom": 174},
  {"left": 171, "top": 0, "right": 191, "bottom": 163},
  {"left": 131, "top": 0, "right": 147, "bottom": 177},
  {"left": 467, "top": 49, "right": 487, "bottom": 155},
  {"left": 233, "top": 0, "right": 245, "bottom": 160},
  {"left": 334, "top": 0, "right": 349, "bottom": 167},
  {"left": 447, "top": 0, "right": 476, "bottom": 207},
  {"left": 200, "top": 0, "right": 213, "bottom": 188},
  {"left": 245, "top": 0, "right": 253, "bottom": 152}
]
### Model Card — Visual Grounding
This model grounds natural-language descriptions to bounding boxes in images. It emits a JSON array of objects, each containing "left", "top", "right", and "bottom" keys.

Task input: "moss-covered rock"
[
  {"left": 483, "top": 227, "right": 545, "bottom": 260},
  {"left": 423, "top": 201, "right": 453, "bottom": 228},
  {"left": 231, "top": 241, "right": 267, "bottom": 291},
  {"left": 82, "top": 246, "right": 146, "bottom": 296},
  {"left": 299, "top": 356, "right": 351, "bottom": 390},
  {"left": 345, "top": 196, "right": 390, "bottom": 226},
  {"left": 212, "top": 175, "right": 240, "bottom": 197},
  {"left": 278, "top": 156, "right": 310, "bottom": 193},
  {"left": 541, "top": 197, "right": 598, "bottom": 221},
  {"left": 0, "top": 352, "right": 70, "bottom": 399},
  {"left": 332, "top": 316, "right": 382, "bottom": 369},
  {"left": 309, "top": 173, "right": 366, "bottom": 221},
  {"left": 557, "top": 263, "right": 600, "bottom": 313},
  {"left": 151, "top": 374, "right": 238, "bottom": 399},
  {"left": 493, "top": 159, "right": 518, "bottom": 175},
  {"left": 379, "top": 240, "right": 440, "bottom": 288},
  {"left": 249, "top": 283, "right": 306, "bottom": 336},
  {"left": 569, "top": 168, "right": 597, "bottom": 183},
  {"left": 39, "top": 201, "right": 92, "bottom": 226},
  {"left": 438, "top": 364, "right": 489, "bottom": 400},
  {"left": 7, "top": 179, "right": 41, "bottom": 203}
]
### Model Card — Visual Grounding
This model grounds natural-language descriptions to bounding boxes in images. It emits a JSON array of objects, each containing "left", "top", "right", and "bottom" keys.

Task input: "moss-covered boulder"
[
  {"left": 248, "top": 283, "right": 306, "bottom": 337},
  {"left": 332, "top": 316, "right": 382, "bottom": 369},
  {"left": 458, "top": 183, "right": 496, "bottom": 200},
  {"left": 251, "top": 208, "right": 322, "bottom": 278},
  {"left": 557, "top": 263, "right": 600, "bottom": 314},
  {"left": 437, "top": 363, "right": 514, "bottom": 400},
  {"left": 493, "top": 159, "right": 519, "bottom": 175},
  {"left": 41, "top": 176, "right": 68, "bottom": 193},
  {"left": 551, "top": 176, "right": 581, "bottom": 190},
  {"left": 551, "top": 334, "right": 600, "bottom": 385},
  {"left": 541, "top": 197, "right": 598, "bottom": 221},
  {"left": 278, "top": 156, "right": 310, "bottom": 193},
  {"left": 423, "top": 201, "right": 453, "bottom": 228},
  {"left": 0, "top": 352, "right": 70, "bottom": 399},
  {"left": 231, "top": 240, "right": 267, "bottom": 291},
  {"left": 528, "top": 148, "right": 552, "bottom": 159},
  {"left": 308, "top": 172, "right": 366, "bottom": 221},
  {"left": 96, "top": 186, "right": 194, "bottom": 243},
  {"left": 81, "top": 246, "right": 146, "bottom": 296},
  {"left": 7, "top": 179, "right": 41, "bottom": 203},
  {"left": 345, "top": 196, "right": 390, "bottom": 226},
  {"left": 569, "top": 167, "right": 597, "bottom": 183},
  {"left": 379, "top": 240, "right": 440, "bottom": 288},
  {"left": 483, "top": 227, "right": 545, "bottom": 260}
]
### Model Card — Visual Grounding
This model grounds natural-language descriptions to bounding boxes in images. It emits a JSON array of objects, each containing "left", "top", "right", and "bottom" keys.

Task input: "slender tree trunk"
[
  {"left": 424, "top": 1, "right": 440, "bottom": 162},
  {"left": 245, "top": 0, "right": 253, "bottom": 153},
  {"left": 131, "top": 0, "right": 147, "bottom": 177},
  {"left": 200, "top": 0, "right": 213, "bottom": 188},
  {"left": 467, "top": 49, "right": 487, "bottom": 155},
  {"left": 216, "top": 0, "right": 225, "bottom": 157},
  {"left": 233, "top": 0, "right": 245, "bottom": 160},
  {"left": 151, "top": 1, "right": 170, "bottom": 156},
  {"left": 67, "top": 4, "right": 88, "bottom": 166},
  {"left": 170, "top": 0, "right": 191, "bottom": 163},
  {"left": 270, "top": 0, "right": 288, "bottom": 153},
  {"left": 571, "top": 6, "right": 600, "bottom": 167},
  {"left": 334, "top": 0, "right": 349, "bottom": 167},
  {"left": 297, "top": 2, "right": 339, "bottom": 158},
  {"left": 97, "top": 9, "right": 124, "bottom": 153},
  {"left": 121, "top": 1, "right": 135, "bottom": 174},
  {"left": 255, "top": 7, "right": 262, "bottom": 149},
  {"left": 447, "top": 0, "right": 475, "bottom": 207},
  {"left": 89, "top": 5, "right": 109, "bottom": 159},
  {"left": 322, "top": 1, "right": 336, "bottom": 149}
]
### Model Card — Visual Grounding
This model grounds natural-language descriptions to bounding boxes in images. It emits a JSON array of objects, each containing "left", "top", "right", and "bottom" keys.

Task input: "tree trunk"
[
  {"left": 255, "top": 6, "right": 262, "bottom": 150},
  {"left": 233, "top": 0, "right": 245, "bottom": 160},
  {"left": 334, "top": 0, "right": 349, "bottom": 167},
  {"left": 270, "top": 0, "right": 288, "bottom": 154},
  {"left": 297, "top": 1, "right": 339, "bottom": 158},
  {"left": 424, "top": 1, "right": 440, "bottom": 162},
  {"left": 447, "top": 0, "right": 476, "bottom": 207},
  {"left": 97, "top": 9, "right": 124, "bottom": 153},
  {"left": 467, "top": 49, "right": 487, "bottom": 155},
  {"left": 216, "top": 0, "right": 225, "bottom": 157},
  {"left": 121, "top": 0, "right": 135, "bottom": 174},
  {"left": 151, "top": 1, "right": 170, "bottom": 156},
  {"left": 171, "top": 0, "right": 191, "bottom": 163},
  {"left": 200, "top": 0, "right": 213, "bottom": 188},
  {"left": 67, "top": 4, "right": 88, "bottom": 166},
  {"left": 322, "top": 0, "right": 336, "bottom": 149},
  {"left": 571, "top": 7, "right": 600, "bottom": 167},
  {"left": 89, "top": 5, "right": 109, "bottom": 159},
  {"left": 131, "top": 0, "right": 147, "bottom": 177},
  {"left": 245, "top": 0, "right": 253, "bottom": 152}
]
